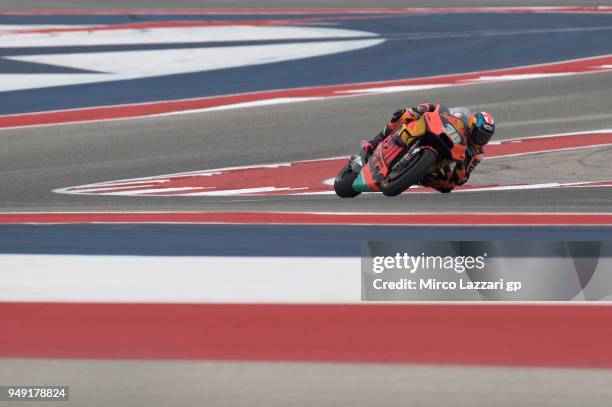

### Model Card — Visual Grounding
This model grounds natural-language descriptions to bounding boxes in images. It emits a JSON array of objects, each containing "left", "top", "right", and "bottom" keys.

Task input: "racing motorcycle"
[{"left": 334, "top": 105, "right": 468, "bottom": 197}]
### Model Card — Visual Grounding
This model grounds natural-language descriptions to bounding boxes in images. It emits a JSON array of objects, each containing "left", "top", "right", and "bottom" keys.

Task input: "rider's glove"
[
  {"left": 361, "top": 141, "right": 375, "bottom": 156},
  {"left": 414, "top": 102, "right": 435, "bottom": 115},
  {"left": 462, "top": 151, "right": 483, "bottom": 181}
]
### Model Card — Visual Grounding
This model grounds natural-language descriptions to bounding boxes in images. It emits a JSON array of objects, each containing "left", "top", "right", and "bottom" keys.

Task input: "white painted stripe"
[
  {"left": 2, "top": 254, "right": 612, "bottom": 304},
  {"left": 0, "top": 25, "right": 377, "bottom": 48},
  {"left": 337, "top": 84, "right": 448, "bottom": 94},
  {"left": 158, "top": 97, "right": 326, "bottom": 116},
  {"left": 467, "top": 73, "right": 575, "bottom": 82},
  {"left": 0, "top": 254, "right": 360, "bottom": 303},
  {"left": 93, "top": 187, "right": 202, "bottom": 195},
  {"left": 181, "top": 186, "right": 306, "bottom": 196},
  {"left": 72, "top": 184, "right": 169, "bottom": 193}
]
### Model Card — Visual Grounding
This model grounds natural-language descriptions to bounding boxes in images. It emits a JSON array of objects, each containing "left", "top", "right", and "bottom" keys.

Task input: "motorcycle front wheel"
[
  {"left": 333, "top": 163, "right": 361, "bottom": 198},
  {"left": 381, "top": 149, "right": 438, "bottom": 197}
]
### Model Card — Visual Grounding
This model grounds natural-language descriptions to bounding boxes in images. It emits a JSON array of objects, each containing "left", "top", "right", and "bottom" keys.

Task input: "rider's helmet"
[{"left": 467, "top": 112, "right": 495, "bottom": 145}]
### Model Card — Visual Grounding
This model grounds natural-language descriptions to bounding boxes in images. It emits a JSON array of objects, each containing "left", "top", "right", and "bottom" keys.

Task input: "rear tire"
[
  {"left": 334, "top": 164, "right": 361, "bottom": 198},
  {"left": 381, "top": 149, "right": 437, "bottom": 197}
]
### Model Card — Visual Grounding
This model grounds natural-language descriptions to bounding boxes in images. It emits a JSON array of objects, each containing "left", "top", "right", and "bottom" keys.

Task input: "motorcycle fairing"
[
  {"left": 352, "top": 132, "right": 405, "bottom": 192},
  {"left": 423, "top": 111, "right": 468, "bottom": 161}
]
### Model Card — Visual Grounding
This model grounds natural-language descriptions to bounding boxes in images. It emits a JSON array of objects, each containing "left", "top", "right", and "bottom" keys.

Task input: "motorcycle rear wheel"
[{"left": 381, "top": 149, "right": 437, "bottom": 197}]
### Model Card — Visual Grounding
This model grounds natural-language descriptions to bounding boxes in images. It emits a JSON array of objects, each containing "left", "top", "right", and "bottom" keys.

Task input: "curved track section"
[
  {"left": 0, "top": 6, "right": 611, "bottom": 212},
  {"left": 2, "top": 74, "right": 612, "bottom": 212}
]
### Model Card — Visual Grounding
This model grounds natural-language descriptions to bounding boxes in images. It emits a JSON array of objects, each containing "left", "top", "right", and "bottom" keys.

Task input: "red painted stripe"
[
  {"left": 2, "top": 55, "right": 611, "bottom": 130},
  {"left": 1, "top": 303, "right": 611, "bottom": 367},
  {"left": 0, "top": 7, "right": 610, "bottom": 16},
  {"left": 0, "top": 212, "right": 611, "bottom": 225}
]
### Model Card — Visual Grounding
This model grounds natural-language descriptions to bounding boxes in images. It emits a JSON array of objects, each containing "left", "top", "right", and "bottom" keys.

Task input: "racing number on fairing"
[{"left": 444, "top": 123, "right": 462, "bottom": 144}]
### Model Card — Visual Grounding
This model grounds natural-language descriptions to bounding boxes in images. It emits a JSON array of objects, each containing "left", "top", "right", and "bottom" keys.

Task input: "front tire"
[
  {"left": 334, "top": 164, "right": 361, "bottom": 198},
  {"left": 381, "top": 149, "right": 438, "bottom": 197}
]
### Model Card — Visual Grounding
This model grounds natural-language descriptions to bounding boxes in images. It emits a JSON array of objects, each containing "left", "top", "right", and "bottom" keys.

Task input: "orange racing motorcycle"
[{"left": 334, "top": 105, "right": 468, "bottom": 197}]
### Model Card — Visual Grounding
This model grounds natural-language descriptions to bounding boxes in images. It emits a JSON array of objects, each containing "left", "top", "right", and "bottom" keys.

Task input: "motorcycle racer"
[{"left": 361, "top": 102, "right": 495, "bottom": 193}]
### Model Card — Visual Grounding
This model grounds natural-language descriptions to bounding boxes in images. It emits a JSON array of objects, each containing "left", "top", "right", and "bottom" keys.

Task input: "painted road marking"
[
  {"left": 0, "top": 21, "right": 378, "bottom": 38},
  {"left": 54, "top": 130, "right": 612, "bottom": 197},
  {"left": 0, "top": 254, "right": 359, "bottom": 303},
  {"left": 2, "top": 302, "right": 612, "bottom": 366},
  {"left": 0, "top": 212, "right": 611, "bottom": 225},
  {"left": 0, "top": 26, "right": 383, "bottom": 92},
  {"left": 2, "top": 53, "right": 612, "bottom": 129},
  {"left": 0, "top": 7, "right": 610, "bottom": 15},
  {"left": 0, "top": 24, "right": 99, "bottom": 33}
]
